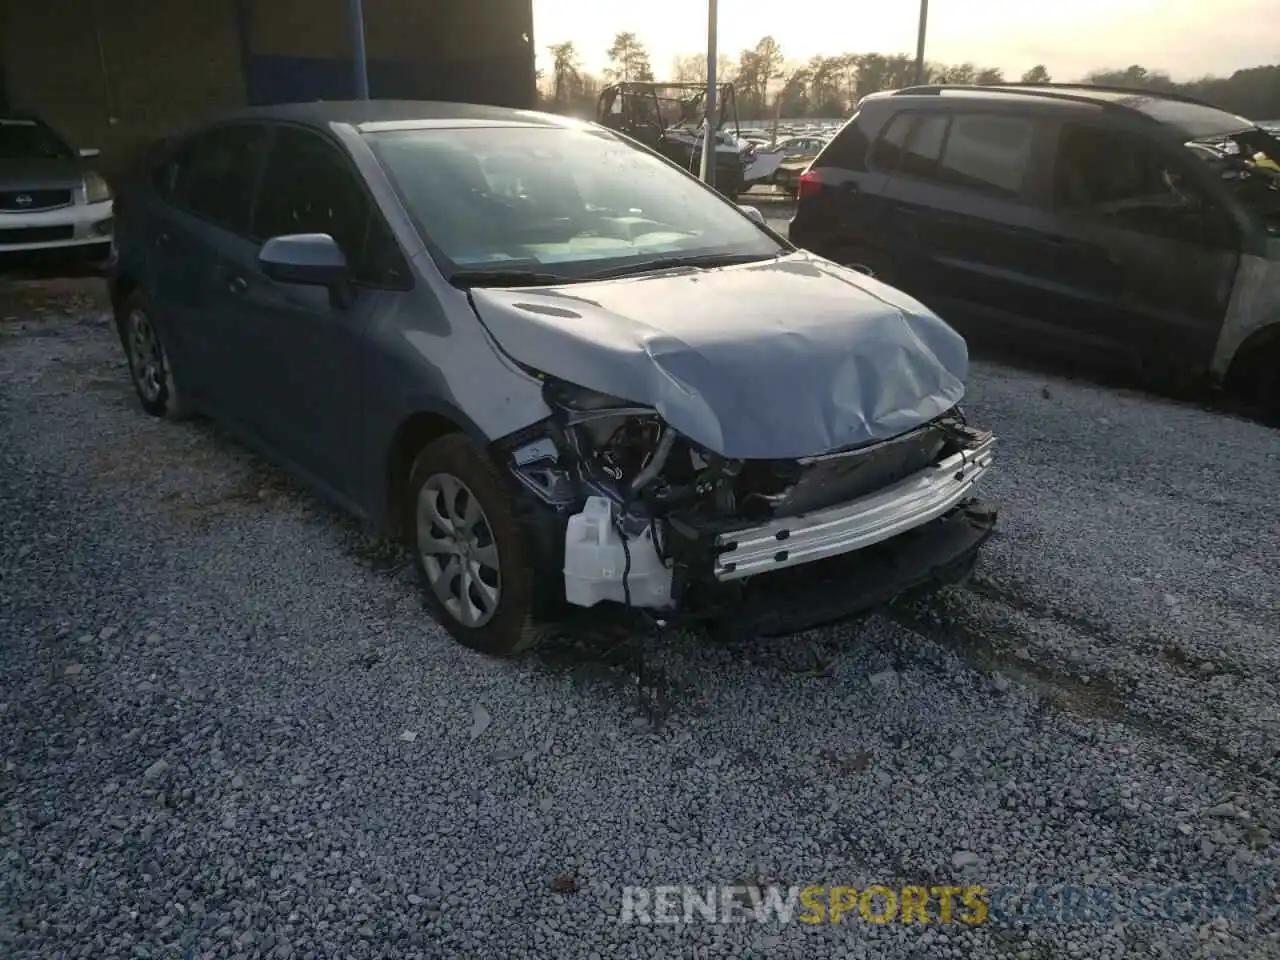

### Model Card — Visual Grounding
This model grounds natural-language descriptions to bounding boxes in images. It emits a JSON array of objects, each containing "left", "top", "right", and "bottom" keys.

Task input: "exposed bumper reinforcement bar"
[
  {"left": 724, "top": 499, "right": 997, "bottom": 637},
  {"left": 714, "top": 435, "right": 996, "bottom": 581}
]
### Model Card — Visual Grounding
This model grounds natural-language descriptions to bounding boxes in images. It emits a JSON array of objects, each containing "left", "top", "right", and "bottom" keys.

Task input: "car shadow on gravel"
[
  {"left": 968, "top": 340, "right": 1278, "bottom": 431},
  {"left": 524, "top": 599, "right": 936, "bottom": 736}
]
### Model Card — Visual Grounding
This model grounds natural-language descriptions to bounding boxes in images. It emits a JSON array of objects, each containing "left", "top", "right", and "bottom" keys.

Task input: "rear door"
[
  {"left": 877, "top": 109, "right": 1060, "bottom": 348},
  {"left": 1029, "top": 121, "right": 1239, "bottom": 372},
  {"left": 151, "top": 123, "right": 270, "bottom": 411}
]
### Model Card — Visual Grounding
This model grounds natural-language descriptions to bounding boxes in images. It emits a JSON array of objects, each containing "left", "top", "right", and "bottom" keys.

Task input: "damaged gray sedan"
[{"left": 109, "top": 101, "right": 997, "bottom": 656}]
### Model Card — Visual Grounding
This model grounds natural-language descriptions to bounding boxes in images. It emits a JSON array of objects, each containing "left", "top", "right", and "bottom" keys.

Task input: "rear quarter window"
[
  {"left": 150, "top": 138, "right": 189, "bottom": 200},
  {"left": 868, "top": 112, "right": 913, "bottom": 171},
  {"left": 814, "top": 110, "right": 873, "bottom": 171}
]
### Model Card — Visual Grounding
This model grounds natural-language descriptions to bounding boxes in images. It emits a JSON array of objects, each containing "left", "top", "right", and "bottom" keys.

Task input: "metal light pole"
[
  {"left": 914, "top": 0, "right": 929, "bottom": 85},
  {"left": 700, "top": 0, "right": 718, "bottom": 188},
  {"left": 349, "top": 0, "right": 370, "bottom": 99}
]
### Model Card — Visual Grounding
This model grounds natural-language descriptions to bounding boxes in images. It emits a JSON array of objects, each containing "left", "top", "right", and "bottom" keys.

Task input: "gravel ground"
[{"left": 1, "top": 281, "right": 1279, "bottom": 960}]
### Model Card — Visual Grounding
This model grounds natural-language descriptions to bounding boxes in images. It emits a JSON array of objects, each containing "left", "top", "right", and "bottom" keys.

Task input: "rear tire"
[
  {"left": 1233, "top": 342, "right": 1280, "bottom": 423},
  {"left": 407, "top": 434, "right": 550, "bottom": 656},
  {"left": 117, "top": 290, "right": 191, "bottom": 421}
]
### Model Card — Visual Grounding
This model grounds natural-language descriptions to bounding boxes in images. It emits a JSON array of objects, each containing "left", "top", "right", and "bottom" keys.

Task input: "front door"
[
  {"left": 1030, "top": 121, "right": 1239, "bottom": 373},
  {"left": 238, "top": 124, "right": 397, "bottom": 501}
]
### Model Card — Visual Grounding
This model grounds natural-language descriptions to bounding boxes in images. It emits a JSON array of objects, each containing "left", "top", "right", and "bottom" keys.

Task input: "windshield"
[
  {"left": 368, "top": 125, "right": 784, "bottom": 280},
  {"left": 0, "top": 117, "right": 75, "bottom": 161}
]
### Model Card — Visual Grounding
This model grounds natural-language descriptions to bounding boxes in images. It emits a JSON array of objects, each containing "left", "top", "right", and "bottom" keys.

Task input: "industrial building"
[{"left": 0, "top": 0, "right": 536, "bottom": 178}]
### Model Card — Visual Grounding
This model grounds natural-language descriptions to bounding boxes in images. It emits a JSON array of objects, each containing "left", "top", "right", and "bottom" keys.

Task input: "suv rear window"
[{"left": 871, "top": 110, "right": 1035, "bottom": 200}]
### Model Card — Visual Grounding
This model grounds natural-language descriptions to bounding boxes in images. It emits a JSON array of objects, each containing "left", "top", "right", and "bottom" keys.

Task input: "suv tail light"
[{"left": 797, "top": 169, "right": 822, "bottom": 199}]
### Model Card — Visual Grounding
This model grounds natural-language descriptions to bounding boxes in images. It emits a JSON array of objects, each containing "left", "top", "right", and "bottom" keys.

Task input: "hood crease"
[{"left": 469, "top": 252, "right": 967, "bottom": 459}]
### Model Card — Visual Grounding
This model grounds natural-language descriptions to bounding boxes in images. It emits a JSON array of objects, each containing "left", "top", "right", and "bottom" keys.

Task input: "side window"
[
  {"left": 182, "top": 124, "right": 269, "bottom": 234},
  {"left": 869, "top": 113, "right": 913, "bottom": 171},
  {"left": 1053, "top": 124, "right": 1227, "bottom": 243},
  {"left": 935, "top": 114, "right": 1035, "bottom": 198},
  {"left": 901, "top": 114, "right": 948, "bottom": 179},
  {"left": 253, "top": 126, "right": 409, "bottom": 288}
]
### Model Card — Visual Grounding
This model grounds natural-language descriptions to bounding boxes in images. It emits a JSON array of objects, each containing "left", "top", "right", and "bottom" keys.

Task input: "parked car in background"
[
  {"left": 0, "top": 112, "right": 114, "bottom": 267},
  {"left": 764, "top": 135, "right": 830, "bottom": 195},
  {"left": 774, "top": 135, "right": 830, "bottom": 158},
  {"left": 790, "top": 84, "right": 1280, "bottom": 418},
  {"left": 109, "top": 100, "right": 998, "bottom": 656}
]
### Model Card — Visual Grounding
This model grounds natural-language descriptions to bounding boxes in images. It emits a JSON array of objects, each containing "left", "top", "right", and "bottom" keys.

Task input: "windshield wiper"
[
  {"left": 448, "top": 269, "right": 568, "bottom": 289},
  {"left": 581, "top": 252, "right": 779, "bottom": 280}
]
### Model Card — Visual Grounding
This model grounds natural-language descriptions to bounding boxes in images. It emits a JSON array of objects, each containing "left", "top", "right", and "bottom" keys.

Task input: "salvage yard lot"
[{"left": 1, "top": 282, "right": 1279, "bottom": 959}]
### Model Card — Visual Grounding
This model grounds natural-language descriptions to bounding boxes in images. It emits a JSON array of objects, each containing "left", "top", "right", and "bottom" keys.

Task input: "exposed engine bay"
[{"left": 500, "top": 378, "right": 996, "bottom": 616}]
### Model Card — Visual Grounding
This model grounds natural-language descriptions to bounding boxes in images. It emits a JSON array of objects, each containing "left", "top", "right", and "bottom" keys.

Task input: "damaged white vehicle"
[{"left": 110, "top": 102, "right": 997, "bottom": 657}]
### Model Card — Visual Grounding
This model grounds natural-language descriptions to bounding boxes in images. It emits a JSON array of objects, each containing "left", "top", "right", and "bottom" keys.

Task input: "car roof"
[
  {"left": 870, "top": 83, "right": 1258, "bottom": 140},
  {"left": 209, "top": 100, "right": 589, "bottom": 134}
]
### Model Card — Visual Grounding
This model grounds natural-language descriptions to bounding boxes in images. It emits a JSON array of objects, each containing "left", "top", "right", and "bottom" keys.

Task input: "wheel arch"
[
  {"left": 109, "top": 270, "right": 140, "bottom": 346},
  {"left": 1224, "top": 322, "right": 1280, "bottom": 390},
  {"left": 383, "top": 406, "right": 487, "bottom": 542}
]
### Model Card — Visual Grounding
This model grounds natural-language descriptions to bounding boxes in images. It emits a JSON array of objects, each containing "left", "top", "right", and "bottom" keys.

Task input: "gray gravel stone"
[{"left": 2, "top": 292, "right": 1278, "bottom": 959}]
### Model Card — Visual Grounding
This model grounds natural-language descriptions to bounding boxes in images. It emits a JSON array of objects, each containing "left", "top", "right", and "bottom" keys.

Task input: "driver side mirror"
[
  {"left": 739, "top": 205, "right": 765, "bottom": 225},
  {"left": 259, "top": 233, "right": 355, "bottom": 307},
  {"left": 259, "top": 233, "right": 350, "bottom": 287}
]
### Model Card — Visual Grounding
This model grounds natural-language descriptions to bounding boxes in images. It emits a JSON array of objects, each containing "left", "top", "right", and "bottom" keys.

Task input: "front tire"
[
  {"left": 118, "top": 291, "right": 190, "bottom": 420},
  {"left": 407, "top": 434, "right": 547, "bottom": 656}
]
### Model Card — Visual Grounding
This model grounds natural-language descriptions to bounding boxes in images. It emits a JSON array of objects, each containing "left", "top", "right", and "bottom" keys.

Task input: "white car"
[{"left": 1, "top": 113, "right": 113, "bottom": 265}]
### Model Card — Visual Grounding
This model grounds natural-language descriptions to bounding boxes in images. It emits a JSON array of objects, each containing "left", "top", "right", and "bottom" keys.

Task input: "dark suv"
[{"left": 790, "top": 84, "right": 1280, "bottom": 416}]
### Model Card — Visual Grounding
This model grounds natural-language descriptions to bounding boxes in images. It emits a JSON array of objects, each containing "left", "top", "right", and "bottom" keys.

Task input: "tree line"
[{"left": 540, "top": 33, "right": 1280, "bottom": 123}]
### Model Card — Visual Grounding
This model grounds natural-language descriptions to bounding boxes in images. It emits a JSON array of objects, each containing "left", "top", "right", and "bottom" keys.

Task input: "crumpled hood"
[{"left": 469, "top": 251, "right": 968, "bottom": 460}]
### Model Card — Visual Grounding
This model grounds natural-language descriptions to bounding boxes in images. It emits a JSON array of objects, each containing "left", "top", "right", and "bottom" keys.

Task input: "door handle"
[{"left": 226, "top": 274, "right": 248, "bottom": 294}]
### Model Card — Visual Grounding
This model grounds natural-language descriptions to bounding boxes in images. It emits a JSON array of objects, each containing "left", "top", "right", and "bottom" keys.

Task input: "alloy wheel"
[
  {"left": 416, "top": 473, "right": 502, "bottom": 628},
  {"left": 127, "top": 308, "right": 164, "bottom": 404}
]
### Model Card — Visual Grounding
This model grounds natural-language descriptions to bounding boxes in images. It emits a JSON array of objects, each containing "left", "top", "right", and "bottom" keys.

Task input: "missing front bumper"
[{"left": 713, "top": 436, "right": 995, "bottom": 580}]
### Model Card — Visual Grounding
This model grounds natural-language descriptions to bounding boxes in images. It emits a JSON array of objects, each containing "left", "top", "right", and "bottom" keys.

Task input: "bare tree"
[
  {"left": 672, "top": 53, "right": 737, "bottom": 85},
  {"left": 548, "top": 41, "right": 581, "bottom": 108},
  {"left": 736, "top": 36, "right": 787, "bottom": 119},
  {"left": 605, "top": 32, "right": 654, "bottom": 83},
  {"left": 541, "top": 34, "right": 1280, "bottom": 123}
]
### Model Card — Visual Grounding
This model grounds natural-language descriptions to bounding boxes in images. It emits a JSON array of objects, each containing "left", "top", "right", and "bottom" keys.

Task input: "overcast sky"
[{"left": 532, "top": 0, "right": 1278, "bottom": 82}]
